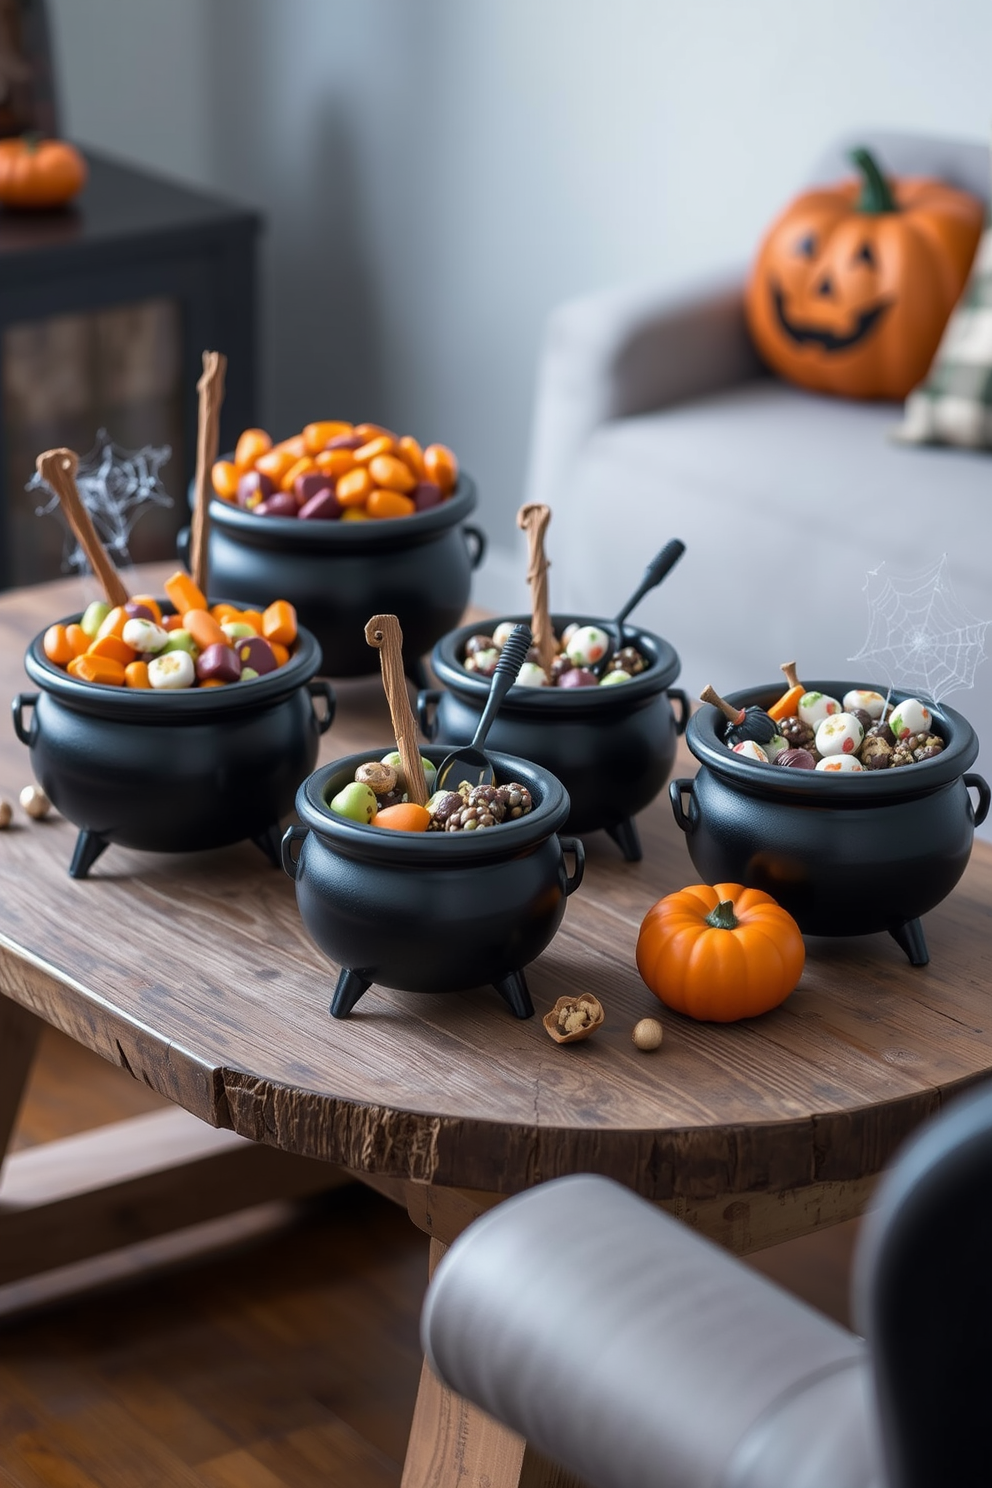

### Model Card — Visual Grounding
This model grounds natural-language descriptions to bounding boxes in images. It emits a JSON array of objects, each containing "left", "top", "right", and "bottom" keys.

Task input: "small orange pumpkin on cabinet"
[
  {"left": 635, "top": 883, "right": 805, "bottom": 1022},
  {"left": 0, "top": 134, "right": 87, "bottom": 209},
  {"left": 745, "top": 146, "right": 983, "bottom": 400}
]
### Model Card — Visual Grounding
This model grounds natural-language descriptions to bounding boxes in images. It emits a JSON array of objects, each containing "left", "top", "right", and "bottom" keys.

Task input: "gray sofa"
[{"left": 524, "top": 130, "right": 992, "bottom": 838}]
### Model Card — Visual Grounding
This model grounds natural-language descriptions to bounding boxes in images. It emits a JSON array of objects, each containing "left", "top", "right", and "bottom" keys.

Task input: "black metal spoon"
[
  {"left": 435, "top": 623, "right": 533, "bottom": 792},
  {"left": 592, "top": 538, "right": 686, "bottom": 676}
]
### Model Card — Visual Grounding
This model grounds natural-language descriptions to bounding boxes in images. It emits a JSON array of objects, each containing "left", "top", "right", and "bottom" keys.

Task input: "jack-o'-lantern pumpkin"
[{"left": 745, "top": 147, "right": 983, "bottom": 400}]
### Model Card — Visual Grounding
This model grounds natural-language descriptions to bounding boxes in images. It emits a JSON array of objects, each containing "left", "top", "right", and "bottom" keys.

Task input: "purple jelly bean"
[
  {"left": 124, "top": 601, "right": 155, "bottom": 621},
  {"left": 235, "top": 635, "right": 279, "bottom": 675},
  {"left": 324, "top": 433, "right": 365, "bottom": 450},
  {"left": 196, "top": 643, "right": 242, "bottom": 684},
  {"left": 298, "top": 487, "right": 343, "bottom": 520},
  {"left": 558, "top": 667, "right": 599, "bottom": 688},
  {"left": 294, "top": 471, "right": 330, "bottom": 507},
  {"left": 237, "top": 470, "right": 274, "bottom": 509},
  {"left": 412, "top": 480, "right": 444, "bottom": 512},
  {"left": 255, "top": 492, "right": 299, "bottom": 518}
]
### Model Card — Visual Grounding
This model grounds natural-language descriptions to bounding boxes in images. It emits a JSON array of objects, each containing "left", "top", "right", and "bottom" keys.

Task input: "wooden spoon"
[
  {"left": 36, "top": 448, "right": 130, "bottom": 607},
  {"left": 517, "top": 502, "right": 556, "bottom": 678},
  {"left": 365, "top": 614, "right": 429, "bottom": 806},
  {"left": 189, "top": 349, "right": 228, "bottom": 595}
]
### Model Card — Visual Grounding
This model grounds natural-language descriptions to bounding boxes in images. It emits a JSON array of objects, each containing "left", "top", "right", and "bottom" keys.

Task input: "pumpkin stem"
[
  {"left": 20, "top": 131, "right": 43, "bottom": 153},
  {"left": 704, "top": 899, "right": 739, "bottom": 931},
  {"left": 851, "top": 147, "right": 897, "bottom": 214}
]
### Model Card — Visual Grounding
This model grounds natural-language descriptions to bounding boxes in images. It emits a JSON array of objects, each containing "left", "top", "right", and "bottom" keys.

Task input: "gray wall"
[{"left": 49, "top": 0, "right": 992, "bottom": 605}]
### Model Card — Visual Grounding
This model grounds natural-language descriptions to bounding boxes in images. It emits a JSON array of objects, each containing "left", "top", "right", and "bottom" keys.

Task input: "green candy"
[
  {"left": 221, "top": 621, "right": 256, "bottom": 641},
  {"left": 329, "top": 781, "right": 378, "bottom": 824},
  {"left": 380, "top": 750, "right": 436, "bottom": 795},
  {"left": 600, "top": 669, "right": 632, "bottom": 686},
  {"left": 162, "top": 630, "right": 199, "bottom": 657},
  {"left": 80, "top": 600, "right": 111, "bottom": 638}
]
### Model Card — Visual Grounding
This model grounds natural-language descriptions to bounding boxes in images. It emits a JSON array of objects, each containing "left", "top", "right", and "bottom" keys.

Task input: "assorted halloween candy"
[
  {"left": 327, "top": 755, "right": 534, "bottom": 834},
  {"left": 41, "top": 571, "right": 299, "bottom": 690},
  {"left": 707, "top": 665, "right": 945, "bottom": 773},
  {"left": 212, "top": 422, "right": 459, "bottom": 522},
  {"left": 461, "top": 620, "right": 648, "bottom": 688}
]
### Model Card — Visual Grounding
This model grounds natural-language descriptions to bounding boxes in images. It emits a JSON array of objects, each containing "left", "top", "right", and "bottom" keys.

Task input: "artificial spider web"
[
  {"left": 28, "top": 429, "right": 172, "bottom": 574},
  {"left": 848, "top": 555, "right": 988, "bottom": 704}
]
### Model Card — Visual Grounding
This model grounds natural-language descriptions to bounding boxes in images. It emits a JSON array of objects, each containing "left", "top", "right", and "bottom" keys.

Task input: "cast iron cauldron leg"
[
  {"left": 492, "top": 970, "right": 534, "bottom": 1019},
  {"left": 889, "top": 918, "right": 929, "bottom": 967},
  {"left": 69, "top": 829, "right": 110, "bottom": 880},
  {"left": 250, "top": 824, "right": 283, "bottom": 867},
  {"left": 405, "top": 655, "right": 430, "bottom": 692},
  {"left": 606, "top": 817, "right": 642, "bottom": 863},
  {"left": 330, "top": 968, "right": 372, "bottom": 1018}
]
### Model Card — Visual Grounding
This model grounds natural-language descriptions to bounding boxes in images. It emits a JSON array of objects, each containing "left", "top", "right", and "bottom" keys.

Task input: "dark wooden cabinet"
[{"left": 0, "top": 149, "right": 261, "bottom": 587}]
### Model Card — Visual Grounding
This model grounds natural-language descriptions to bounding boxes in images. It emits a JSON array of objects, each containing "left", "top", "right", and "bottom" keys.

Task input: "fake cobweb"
[
  {"left": 27, "top": 430, "right": 173, "bottom": 574},
  {"left": 848, "top": 556, "right": 988, "bottom": 704}
]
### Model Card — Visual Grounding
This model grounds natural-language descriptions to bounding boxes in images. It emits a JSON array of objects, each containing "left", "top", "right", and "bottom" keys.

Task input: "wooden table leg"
[{"left": 0, "top": 997, "right": 42, "bottom": 1179}]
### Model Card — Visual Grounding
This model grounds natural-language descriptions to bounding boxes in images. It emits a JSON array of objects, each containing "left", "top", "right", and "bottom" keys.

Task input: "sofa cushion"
[{"left": 555, "top": 379, "right": 990, "bottom": 826}]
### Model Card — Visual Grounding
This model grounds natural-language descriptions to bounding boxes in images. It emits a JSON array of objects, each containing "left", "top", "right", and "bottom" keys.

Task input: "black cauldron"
[
  {"left": 420, "top": 615, "right": 688, "bottom": 862},
  {"left": 179, "top": 475, "right": 485, "bottom": 687},
  {"left": 281, "top": 746, "right": 584, "bottom": 1019},
  {"left": 671, "top": 680, "right": 990, "bottom": 966},
  {"left": 13, "top": 613, "right": 334, "bottom": 879}
]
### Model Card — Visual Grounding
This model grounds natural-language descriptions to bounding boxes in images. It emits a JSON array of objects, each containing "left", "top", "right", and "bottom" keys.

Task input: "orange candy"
[
  {"left": 424, "top": 443, "right": 458, "bottom": 494},
  {"left": 164, "top": 571, "right": 208, "bottom": 616},
  {"left": 369, "top": 453, "right": 416, "bottom": 493},
  {"left": 67, "top": 654, "right": 126, "bottom": 686},
  {"left": 396, "top": 435, "right": 426, "bottom": 480},
  {"left": 234, "top": 428, "right": 272, "bottom": 471},
  {"left": 44, "top": 624, "right": 76, "bottom": 666},
  {"left": 373, "top": 803, "right": 431, "bottom": 832},
  {"left": 124, "top": 660, "right": 151, "bottom": 688},
  {"left": 211, "top": 460, "right": 240, "bottom": 501},
  {"left": 87, "top": 634, "right": 136, "bottom": 666},
  {"left": 352, "top": 435, "right": 395, "bottom": 466},
  {"left": 183, "top": 609, "right": 228, "bottom": 651},
  {"left": 262, "top": 600, "right": 297, "bottom": 647},
  {"left": 65, "top": 623, "right": 89, "bottom": 658},
  {"left": 303, "top": 420, "right": 352, "bottom": 454},
  {"left": 336, "top": 467, "right": 373, "bottom": 507},
  {"left": 280, "top": 455, "right": 318, "bottom": 492},
  {"left": 254, "top": 447, "right": 298, "bottom": 486},
  {"left": 367, "top": 488, "right": 415, "bottom": 520},
  {"left": 315, "top": 448, "right": 357, "bottom": 480}
]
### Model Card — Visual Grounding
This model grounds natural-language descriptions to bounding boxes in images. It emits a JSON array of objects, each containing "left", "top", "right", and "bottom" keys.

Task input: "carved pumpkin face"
[{"left": 745, "top": 149, "right": 984, "bottom": 400}]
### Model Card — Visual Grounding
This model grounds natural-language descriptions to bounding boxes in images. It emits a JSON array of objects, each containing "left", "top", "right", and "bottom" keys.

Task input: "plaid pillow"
[{"left": 894, "top": 227, "right": 992, "bottom": 449}]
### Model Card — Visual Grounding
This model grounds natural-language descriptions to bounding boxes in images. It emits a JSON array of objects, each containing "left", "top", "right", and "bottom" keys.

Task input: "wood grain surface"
[{"left": 3, "top": 565, "right": 992, "bottom": 1208}]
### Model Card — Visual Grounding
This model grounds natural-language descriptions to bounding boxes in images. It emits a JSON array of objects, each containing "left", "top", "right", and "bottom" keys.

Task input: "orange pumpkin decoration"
[
  {"left": 0, "top": 135, "right": 87, "bottom": 209},
  {"left": 745, "top": 147, "right": 983, "bottom": 400},
  {"left": 635, "top": 882, "right": 805, "bottom": 1022}
]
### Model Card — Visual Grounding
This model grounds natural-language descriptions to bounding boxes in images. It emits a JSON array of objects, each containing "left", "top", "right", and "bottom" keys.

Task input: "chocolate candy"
[
  {"left": 558, "top": 667, "right": 598, "bottom": 688},
  {"left": 464, "top": 633, "right": 496, "bottom": 657},
  {"left": 196, "top": 643, "right": 242, "bottom": 684},
  {"left": 235, "top": 636, "right": 279, "bottom": 675},
  {"left": 776, "top": 748, "right": 816, "bottom": 769},
  {"left": 124, "top": 601, "right": 156, "bottom": 622},
  {"left": 237, "top": 470, "right": 274, "bottom": 509},
  {"left": 255, "top": 492, "right": 299, "bottom": 519},
  {"left": 412, "top": 481, "right": 444, "bottom": 511},
  {"left": 294, "top": 471, "right": 330, "bottom": 507}
]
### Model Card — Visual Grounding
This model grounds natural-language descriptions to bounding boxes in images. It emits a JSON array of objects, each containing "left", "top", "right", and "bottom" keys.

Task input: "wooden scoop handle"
[
  {"left": 365, "top": 614, "right": 429, "bottom": 806},
  {"left": 517, "top": 502, "right": 556, "bottom": 678},
  {"left": 36, "top": 448, "right": 130, "bottom": 608},
  {"left": 190, "top": 349, "right": 228, "bottom": 595},
  {"left": 699, "top": 683, "right": 744, "bottom": 725}
]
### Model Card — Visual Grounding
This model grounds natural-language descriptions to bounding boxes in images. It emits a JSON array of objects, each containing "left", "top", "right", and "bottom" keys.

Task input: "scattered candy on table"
[
  {"left": 19, "top": 785, "right": 51, "bottom": 819},
  {"left": 212, "top": 422, "right": 459, "bottom": 523},
  {"left": 41, "top": 572, "right": 299, "bottom": 690},
  {"left": 461, "top": 623, "right": 649, "bottom": 688},
  {"left": 631, "top": 1017, "right": 664, "bottom": 1051}
]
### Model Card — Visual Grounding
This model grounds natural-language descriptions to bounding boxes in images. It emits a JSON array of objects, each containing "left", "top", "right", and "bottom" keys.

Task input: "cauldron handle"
[
  {"left": 559, "top": 836, "right": 585, "bottom": 896},
  {"left": 667, "top": 687, "right": 690, "bottom": 736},
  {"left": 281, "top": 824, "right": 308, "bottom": 880},
  {"left": 463, "top": 524, "right": 487, "bottom": 570},
  {"left": 307, "top": 679, "right": 336, "bottom": 734},
  {"left": 669, "top": 777, "right": 698, "bottom": 835},
  {"left": 964, "top": 773, "right": 990, "bottom": 827},
  {"left": 176, "top": 525, "right": 191, "bottom": 568},
  {"left": 12, "top": 693, "right": 39, "bottom": 746},
  {"left": 417, "top": 688, "right": 442, "bottom": 742}
]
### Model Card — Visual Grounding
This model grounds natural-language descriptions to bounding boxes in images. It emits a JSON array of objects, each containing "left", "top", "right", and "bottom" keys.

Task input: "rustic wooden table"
[{"left": 3, "top": 565, "right": 992, "bottom": 1488}]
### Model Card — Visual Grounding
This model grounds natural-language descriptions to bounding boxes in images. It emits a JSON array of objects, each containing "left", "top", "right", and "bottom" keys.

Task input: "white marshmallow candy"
[
  {"left": 515, "top": 662, "right": 549, "bottom": 687},
  {"left": 842, "top": 688, "right": 886, "bottom": 719},
  {"left": 816, "top": 755, "right": 864, "bottom": 773},
  {"left": 122, "top": 618, "right": 169, "bottom": 653},
  {"left": 815, "top": 712, "right": 864, "bottom": 758},
  {"left": 763, "top": 733, "right": 789, "bottom": 762},
  {"left": 147, "top": 651, "right": 196, "bottom": 689},
  {"left": 491, "top": 621, "right": 518, "bottom": 649},
  {"left": 888, "top": 697, "right": 932, "bottom": 740},
  {"left": 732, "top": 739, "right": 769, "bottom": 762},
  {"left": 565, "top": 625, "right": 611, "bottom": 668},
  {"left": 798, "top": 690, "right": 842, "bottom": 728}
]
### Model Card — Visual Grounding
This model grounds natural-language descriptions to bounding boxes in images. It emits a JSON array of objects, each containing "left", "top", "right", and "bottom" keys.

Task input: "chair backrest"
[
  {"left": 855, "top": 1079, "right": 992, "bottom": 1488},
  {"left": 807, "top": 129, "right": 990, "bottom": 206}
]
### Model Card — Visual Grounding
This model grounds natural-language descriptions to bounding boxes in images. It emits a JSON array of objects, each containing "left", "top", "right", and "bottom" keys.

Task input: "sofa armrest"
[
  {"left": 523, "top": 271, "right": 765, "bottom": 511},
  {"left": 422, "top": 1175, "right": 880, "bottom": 1488}
]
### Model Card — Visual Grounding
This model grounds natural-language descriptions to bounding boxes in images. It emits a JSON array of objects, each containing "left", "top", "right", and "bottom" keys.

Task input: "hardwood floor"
[{"left": 0, "top": 1027, "right": 860, "bottom": 1487}]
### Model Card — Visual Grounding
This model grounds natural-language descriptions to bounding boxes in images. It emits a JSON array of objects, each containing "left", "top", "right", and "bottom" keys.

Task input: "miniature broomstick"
[
  {"left": 517, "top": 502, "right": 556, "bottom": 678},
  {"left": 365, "top": 614, "right": 429, "bottom": 806},
  {"left": 36, "top": 448, "right": 130, "bottom": 608},
  {"left": 189, "top": 349, "right": 228, "bottom": 596},
  {"left": 700, "top": 684, "right": 778, "bottom": 746},
  {"left": 768, "top": 661, "right": 805, "bottom": 722}
]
